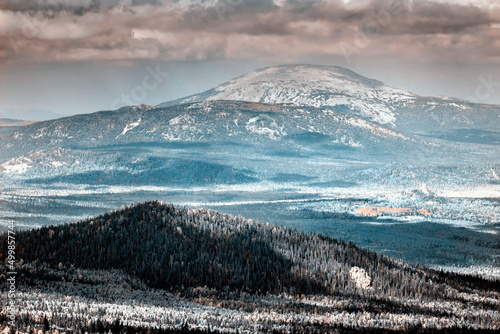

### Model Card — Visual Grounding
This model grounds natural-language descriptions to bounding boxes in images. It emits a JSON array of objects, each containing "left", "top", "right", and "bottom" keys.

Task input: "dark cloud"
[
  {"left": 386, "top": 1, "right": 493, "bottom": 35},
  {"left": 0, "top": 0, "right": 105, "bottom": 15},
  {"left": 0, "top": 0, "right": 498, "bottom": 64}
]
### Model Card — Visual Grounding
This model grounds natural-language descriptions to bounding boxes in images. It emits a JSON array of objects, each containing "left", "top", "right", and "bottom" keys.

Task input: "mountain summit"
[
  {"left": 160, "top": 64, "right": 499, "bottom": 133},
  {"left": 160, "top": 64, "right": 417, "bottom": 125}
]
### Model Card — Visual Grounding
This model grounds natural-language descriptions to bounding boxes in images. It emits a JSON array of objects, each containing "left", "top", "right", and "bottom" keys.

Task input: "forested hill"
[
  {"left": 4, "top": 201, "right": 498, "bottom": 297},
  {"left": 1, "top": 201, "right": 499, "bottom": 332}
]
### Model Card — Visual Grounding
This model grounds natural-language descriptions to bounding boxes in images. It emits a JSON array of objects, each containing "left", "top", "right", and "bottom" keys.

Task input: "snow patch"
[
  {"left": 118, "top": 119, "right": 141, "bottom": 137},
  {"left": 245, "top": 116, "right": 285, "bottom": 140},
  {"left": 346, "top": 117, "right": 408, "bottom": 140},
  {"left": 349, "top": 266, "right": 373, "bottom": 290},
  {"left": 164, "top": 114, "right": 202, "bottom": 141},
  {"left": 1, "top": 157, "right": 32, "bottom": 174},
  {"left": 51, "top": 161, "right": 65, "bottom": 168}
]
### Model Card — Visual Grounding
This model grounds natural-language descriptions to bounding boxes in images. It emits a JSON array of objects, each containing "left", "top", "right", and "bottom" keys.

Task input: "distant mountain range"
[
  {"left": 0, "top": 101, "right": 424, "bottom": 156},
  {"left": 2, "top": 65, "right": 499, "bottom": 156},
  {"left": 1, "top": 108, "right": 65, "bottom": 121},
  {"left": 0, "top": 118, "right": 37, "bottom": 127},
  {"left": 1, "top": 64, "right": 498, "bottom": 188},
  {"left": 0, "top": 118, "right": 38, "bottom": 135}
]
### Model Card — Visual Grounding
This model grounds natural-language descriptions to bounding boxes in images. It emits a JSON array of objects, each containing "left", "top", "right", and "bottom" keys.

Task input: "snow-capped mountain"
[
  {"left": 160, "top": 64, "right": 500, "bottom": 133},
  {"left": 161, "top": 65, "right": 414, "bottom": 125},
  {"left": 2, "top": 65, "right": 499, "bottom": 183}
]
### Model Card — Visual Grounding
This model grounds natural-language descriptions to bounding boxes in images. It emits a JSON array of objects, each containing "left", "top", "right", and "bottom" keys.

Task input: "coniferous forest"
[{"left": 1, "top": 201, "right": 499, "bottom": 333}]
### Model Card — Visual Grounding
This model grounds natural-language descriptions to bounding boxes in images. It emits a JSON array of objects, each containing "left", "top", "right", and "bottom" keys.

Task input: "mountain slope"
[
  {"left": 1, "top": 100, "right": 497, "bottom": 196},
  {"left": 159, "top": 64, "right": 500, "bottom": 134},
  {"left": 0, "top": 101, "right": 425, "bottom": 165},
  {"left": 1, "top": 202, "right": 499, "bottom": 332}
]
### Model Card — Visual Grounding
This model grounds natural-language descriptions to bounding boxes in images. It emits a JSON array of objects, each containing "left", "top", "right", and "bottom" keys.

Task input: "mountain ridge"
[
  {"left": 158, "top": 64, "right": 500, "bottom": 133},
  {"left": 0, "top": 100, "right": 424, "bottom": 162}
]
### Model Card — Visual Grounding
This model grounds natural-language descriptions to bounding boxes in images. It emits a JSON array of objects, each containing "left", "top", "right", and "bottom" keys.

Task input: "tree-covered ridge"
[
  {"left": 7, "top": 201, "right": 496, "bottom": 297},
  {"left": 1, "top": 201, "right": 499, "bottom": 332}
]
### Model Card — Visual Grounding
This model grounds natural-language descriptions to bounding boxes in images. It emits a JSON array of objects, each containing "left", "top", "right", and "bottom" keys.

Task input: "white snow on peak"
[{"left": 172, "top": 65, "right": 419, "bottom": 125}]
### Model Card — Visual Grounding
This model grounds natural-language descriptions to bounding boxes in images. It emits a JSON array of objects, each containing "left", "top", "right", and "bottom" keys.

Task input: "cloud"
[
  {"left": 0, "top": 0, "right": 499, "bottom": 64},
  {"left": 387, "top": 1, "right": 492, "bottom": 34},
  {"left": 0, "top": 0, "right": 120, "bottom": 15}
]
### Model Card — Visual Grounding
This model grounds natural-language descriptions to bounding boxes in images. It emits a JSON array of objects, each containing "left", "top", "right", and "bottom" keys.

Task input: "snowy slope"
[
  {"left": 159, "top": 64, "right": 500, "bottom": 133},
  {"left": 161, "top": 65, "right": 415, "bottom": 125},
  {"left": 0, "top": 101, "right": 422, "bottom": 164}
]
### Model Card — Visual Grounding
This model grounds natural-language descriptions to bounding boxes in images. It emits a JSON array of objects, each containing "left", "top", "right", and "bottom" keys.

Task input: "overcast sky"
[{"left": 1, "top": 0, "right": 499, "bottom": 120}]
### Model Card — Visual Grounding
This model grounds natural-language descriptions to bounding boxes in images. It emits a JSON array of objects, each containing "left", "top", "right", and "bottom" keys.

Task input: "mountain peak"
[
  {"left": 229, "top": 64, "right": 386, "bottom": 89},
  {"left": 159, "top": 64, "right": 417, "bottom": 125}
]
